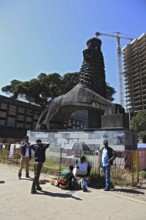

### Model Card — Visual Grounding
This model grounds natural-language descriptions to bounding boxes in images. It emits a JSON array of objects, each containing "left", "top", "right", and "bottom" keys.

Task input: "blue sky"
[{"left": 0, "top": 0, "right": 145, "bottom": 104}]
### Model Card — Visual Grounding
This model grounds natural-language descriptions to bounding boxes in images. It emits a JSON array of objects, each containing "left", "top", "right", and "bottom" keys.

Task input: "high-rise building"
[{"left": 123, "top": 33, "right": 146, "bottom": 116}]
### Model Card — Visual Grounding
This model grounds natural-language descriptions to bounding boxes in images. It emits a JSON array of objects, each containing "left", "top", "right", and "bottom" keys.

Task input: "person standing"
[
  {"left": 101, "top": 140, "right": 116, "bottom": 191},
  {"left": 18, "top": 136, "right": 31, "bottom": 179},
  {"left": 31, "top": 139, "right": 50, "bottom": 194}
]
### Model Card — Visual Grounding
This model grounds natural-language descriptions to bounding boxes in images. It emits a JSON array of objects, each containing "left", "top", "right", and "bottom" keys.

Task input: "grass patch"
[{"left": 139, "top": 170, "right": 146, "bottom": 179}]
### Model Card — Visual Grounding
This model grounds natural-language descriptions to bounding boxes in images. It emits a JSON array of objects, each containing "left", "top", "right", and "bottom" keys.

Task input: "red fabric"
[{"left": 58, "top": 178, "right": 68, "bottom": 185}]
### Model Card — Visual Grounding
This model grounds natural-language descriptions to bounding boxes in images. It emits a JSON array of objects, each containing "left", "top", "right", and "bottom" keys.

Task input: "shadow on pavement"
[
  {"left": 34, "top": 190, "right": 82, "bottom": 200},
  {"left": 113, "top": 188, "right": 144, "bottom": 195},
  {"left": 19, "top": 177, "right": 33, "bottom": 181},
  {"left": 0, "top": 181, "right": 5, "bottom": 184}
]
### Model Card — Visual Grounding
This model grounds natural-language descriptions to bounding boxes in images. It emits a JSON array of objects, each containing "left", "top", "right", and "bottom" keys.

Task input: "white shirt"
[
  {"left": 78, "top": 160, "right": 88, "bottom": 171},
  {"left": 24, "top": 143, "right": 29, "bottom": 157},
  {"left": 102, "top": 148, "right": 109, "bottom": 167}
]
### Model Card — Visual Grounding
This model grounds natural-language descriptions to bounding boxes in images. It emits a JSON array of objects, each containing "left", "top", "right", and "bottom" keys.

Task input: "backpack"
[{"left": 58, "top": 169, "right": 72, "bottom": 186}]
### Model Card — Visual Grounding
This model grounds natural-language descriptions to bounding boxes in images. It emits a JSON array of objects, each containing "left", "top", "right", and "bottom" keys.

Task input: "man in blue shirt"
[
  {"left": 101, "top": 140, "right": 116, "bottom": 191},
  {"left": 31, "top": 139, "right": 50, "bottom": 194}
]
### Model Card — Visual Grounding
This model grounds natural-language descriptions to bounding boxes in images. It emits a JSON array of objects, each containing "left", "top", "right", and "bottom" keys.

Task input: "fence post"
[
  {"left": 59, "top": 147, "right": 62, "bottom": 173},
  {"left": 132, "top": 150, "right": 139, "bottom": 186},
  {"left": 97, "top": 149, "right": 101, "bottom": 175}
]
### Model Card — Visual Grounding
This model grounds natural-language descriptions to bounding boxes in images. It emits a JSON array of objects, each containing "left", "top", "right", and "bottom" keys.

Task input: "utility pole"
[{"left": 95, "top": 31, "right": 134, "bottom": 107}]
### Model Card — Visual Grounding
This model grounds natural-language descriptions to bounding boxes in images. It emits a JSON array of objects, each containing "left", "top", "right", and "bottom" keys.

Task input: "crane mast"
[{"left": 95, "top": 31, "right": 133, "bottom": 107}]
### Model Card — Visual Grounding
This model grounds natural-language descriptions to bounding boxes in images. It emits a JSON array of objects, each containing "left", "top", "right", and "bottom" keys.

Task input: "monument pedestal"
[
  {"left": 28, "top": 128, "right": 136, "bottom": 151},
  {"left": 101, "top": 114, "right": 129, "bottom": 129}
]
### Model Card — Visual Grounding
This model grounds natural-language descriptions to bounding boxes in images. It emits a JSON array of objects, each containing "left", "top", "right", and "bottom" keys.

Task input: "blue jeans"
[{"left": 102, "top": 165, "right": 110, "bottom": 188}]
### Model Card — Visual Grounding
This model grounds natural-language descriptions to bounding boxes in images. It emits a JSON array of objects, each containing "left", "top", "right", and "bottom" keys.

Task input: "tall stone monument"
[
  {"left": 79, "top": 37, "right": 107, "bottom": 98},
  {"left": 36, "top": 37, "right": 127, "bottom": 130}
]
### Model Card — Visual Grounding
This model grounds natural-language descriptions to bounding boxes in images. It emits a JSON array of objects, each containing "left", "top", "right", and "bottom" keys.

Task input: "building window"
[
  {"left": 0, "top": 119, "right": 5, "bottom": 126},
  {"left": 16, "top": 122, "right": 24, "bottom": 128},
  {"left": 0, "top": 102, "right": 7, "bottom": 110},
  {"left": 18, "top": 107, "right": 25, "bottom": 114},
  {"left": 17, "top": 115, "right": 25, "bottom": 121},
  {"left": 9, "top": 105, "right": 16, "bottom": 115},
  {"left": 0, "top": 111, "right": 7, "bottom": 118}
]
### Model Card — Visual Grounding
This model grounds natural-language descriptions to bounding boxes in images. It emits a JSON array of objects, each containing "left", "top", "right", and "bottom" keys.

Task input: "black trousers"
[{"left": 31, "top": 162, "right": 43, "bottom": 190}]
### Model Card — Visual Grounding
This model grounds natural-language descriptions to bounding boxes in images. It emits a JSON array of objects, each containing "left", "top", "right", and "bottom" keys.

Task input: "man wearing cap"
[
  {"left": 31, "top": 139, "right": 50, "bottom": 194},
  {"left": 101, "top": 140, "right": 116, "bottom": 191}
]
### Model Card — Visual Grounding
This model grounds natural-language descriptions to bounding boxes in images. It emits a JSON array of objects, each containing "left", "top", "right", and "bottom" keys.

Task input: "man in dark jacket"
[
  {"left": 101, "top": 140, "right": 116, "bottom": 191},
  {"left": 18, "top": 136, "right": 31, "bottom": 179},
  {"left": 31, "top": 139, "right": 50, "bottom": 194}
]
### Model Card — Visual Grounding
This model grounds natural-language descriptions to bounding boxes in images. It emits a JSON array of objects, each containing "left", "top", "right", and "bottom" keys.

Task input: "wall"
[{"left": 27, "top": 128, "right": 137, "bottom": 151}]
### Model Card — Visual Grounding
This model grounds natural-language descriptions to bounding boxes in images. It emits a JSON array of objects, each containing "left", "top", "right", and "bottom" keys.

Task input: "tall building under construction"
[{"left": 123, "top": 33, "right": 146, "bottom": 116}]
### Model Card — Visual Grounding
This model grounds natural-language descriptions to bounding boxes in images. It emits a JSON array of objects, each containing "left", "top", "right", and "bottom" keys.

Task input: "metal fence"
[
  {"left": 110, "top": 150, "right": 139, "bottom": 186},
  {"left": 138, "top": 149, "right": 146, "bottom": 171},
  {"left": 1, "top": 145, "right": 146, "bottom": 186},
  {"left": 0, "top": 145, "right": 20, "bottom": 165}
]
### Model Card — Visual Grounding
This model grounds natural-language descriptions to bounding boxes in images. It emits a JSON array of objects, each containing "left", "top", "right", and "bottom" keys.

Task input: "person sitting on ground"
[
  {"left": 73, "top": 155, "right": 90, "bottom": 177},
  {"left": 57, "top": 165, "right": 77, "bottom": 189}
]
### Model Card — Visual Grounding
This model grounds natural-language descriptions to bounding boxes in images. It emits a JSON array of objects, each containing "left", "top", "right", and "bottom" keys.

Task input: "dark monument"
[
  {"left": 79, "top": 37, "right": 107, "bottom": 98},
  {"left": 36, "top": 37, "right": 127, "bottom": 130}
]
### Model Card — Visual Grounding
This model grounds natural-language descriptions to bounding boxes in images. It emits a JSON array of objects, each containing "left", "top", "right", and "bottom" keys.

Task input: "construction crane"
[{"left": 95, "top": 31, "right": 134, "bottom": 107}]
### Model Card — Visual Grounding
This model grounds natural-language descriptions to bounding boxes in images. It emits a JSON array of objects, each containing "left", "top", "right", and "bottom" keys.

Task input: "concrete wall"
[{"left": 27, "top": 128, "right": 137, "bottom": 151}]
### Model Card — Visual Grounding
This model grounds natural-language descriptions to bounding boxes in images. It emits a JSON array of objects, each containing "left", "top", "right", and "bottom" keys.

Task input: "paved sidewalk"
[{"left": 0, "top": 164, "right": 146, "bottom": 220}]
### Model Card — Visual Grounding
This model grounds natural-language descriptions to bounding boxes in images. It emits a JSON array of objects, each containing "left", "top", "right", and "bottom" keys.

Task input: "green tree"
[
  {"left": 1, "top": 79, "right": 22, "bottom": 99},
  {"left": 1, "top": 72, "right": 116, "bottom": 108},
  {"left": 62, "top": 72, "right": 79, "bottom": 93},
  {"left": 130, "top": 110, "right": 146, "bottom": 142},
  {"left": 2, "top": 73, "right": 63, "bottom": 108}
]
